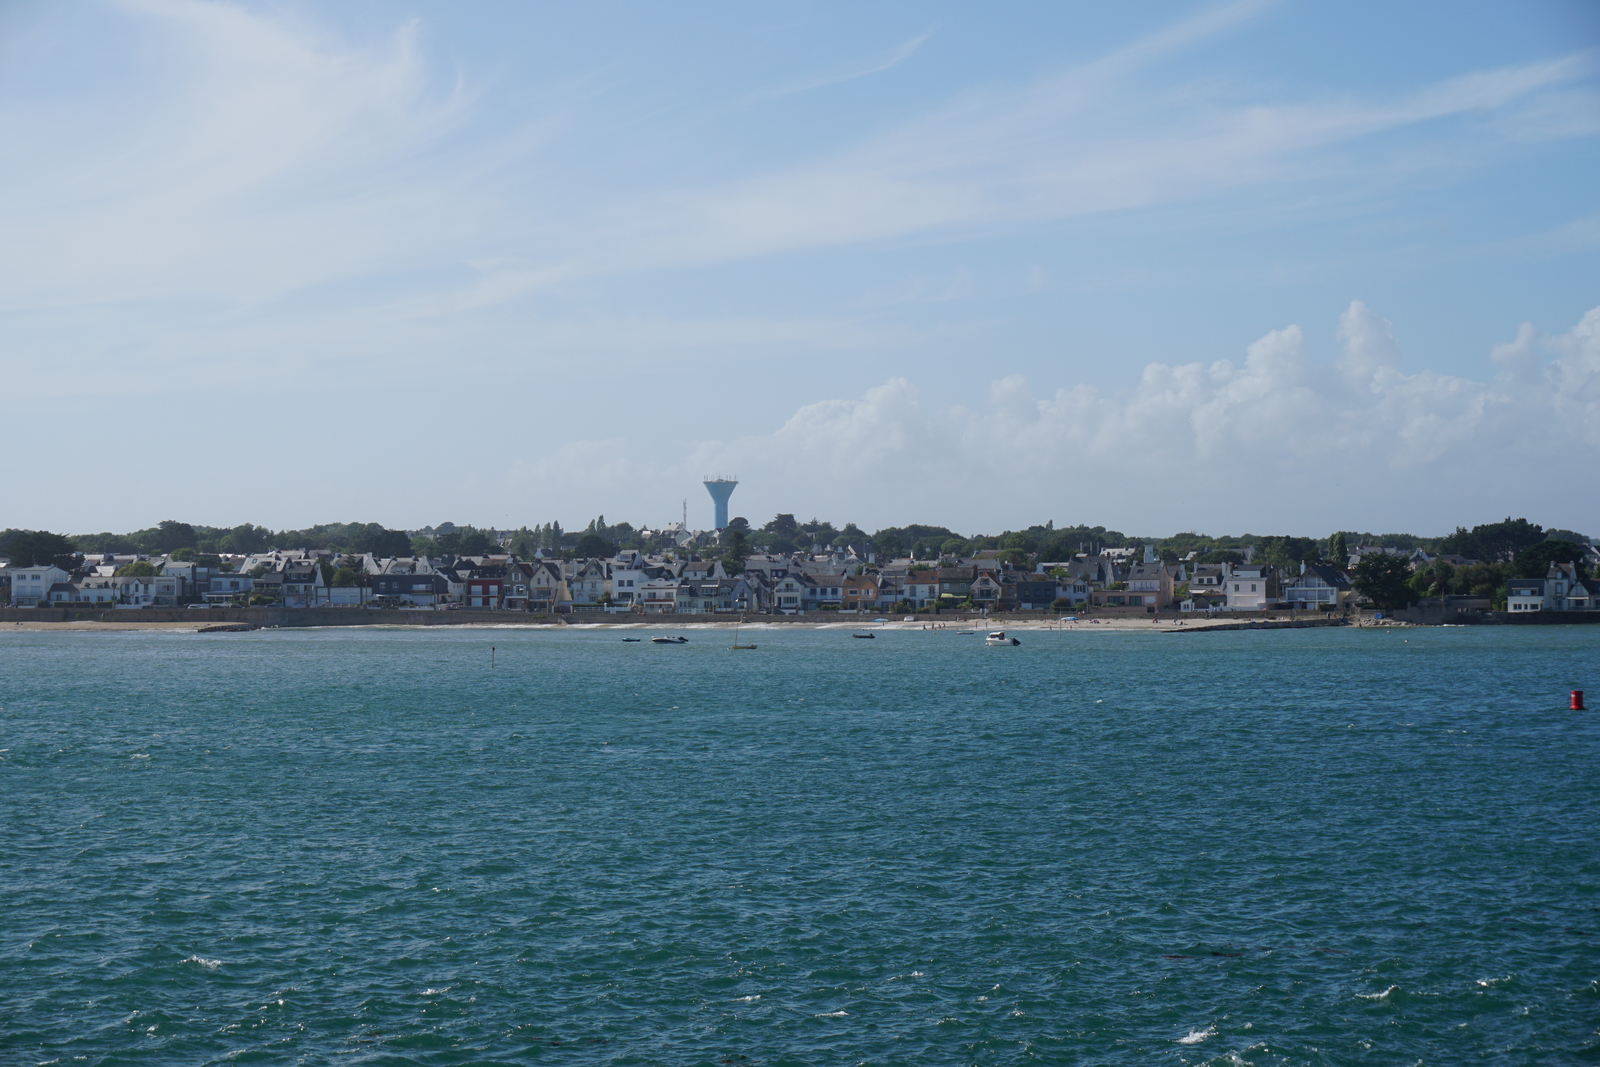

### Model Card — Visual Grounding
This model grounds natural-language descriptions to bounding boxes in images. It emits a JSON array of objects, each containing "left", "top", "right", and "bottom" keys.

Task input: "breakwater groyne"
[{"left": 1166, "top": 617, "right": 1351, "bottom": 634}]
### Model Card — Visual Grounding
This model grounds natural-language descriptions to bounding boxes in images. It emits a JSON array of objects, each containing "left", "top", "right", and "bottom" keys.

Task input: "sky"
[{"left": 2, "top": 0, "right": 1597, "bottom": 539}]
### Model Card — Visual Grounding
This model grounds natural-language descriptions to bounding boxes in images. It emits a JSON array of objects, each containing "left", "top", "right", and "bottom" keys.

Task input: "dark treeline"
[{"left": 2, "top": 514, "right": 1589, "bottom": 577}]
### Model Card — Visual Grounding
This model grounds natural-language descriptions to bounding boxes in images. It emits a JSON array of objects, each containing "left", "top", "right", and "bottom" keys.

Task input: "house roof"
[{"left": 1289, "top": 564, "right": 1350, "bottom": 588}]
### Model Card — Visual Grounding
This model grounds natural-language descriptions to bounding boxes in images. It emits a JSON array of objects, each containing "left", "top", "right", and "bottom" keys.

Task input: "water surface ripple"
[{"left": 2, "top": 625, "right": 1596, "bottom": 1065}]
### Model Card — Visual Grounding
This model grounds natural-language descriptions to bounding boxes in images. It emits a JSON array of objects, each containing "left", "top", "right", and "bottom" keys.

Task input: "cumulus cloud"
[{"left": 685, "top": 303, "right": 1600, "bottom": 535}]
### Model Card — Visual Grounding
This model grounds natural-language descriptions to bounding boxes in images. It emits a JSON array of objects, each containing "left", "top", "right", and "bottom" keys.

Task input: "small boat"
[
  {"left": 651, "top": 636, "right": 689, "bottom": 644},
  {"left": 985, "top": 631, "right": 1021, "bottom": 646},
  {"left": 851, "top": 632, "right": 876, "bottom": 639},
  {"left": 729, "top": 617, "right": 757, "bottom": 651},
  {"left": 956, "top": 630, "right": 976, "bottom": 635},
  {"left": 622, "top": 637, "right": 641, "bottom": 642}
]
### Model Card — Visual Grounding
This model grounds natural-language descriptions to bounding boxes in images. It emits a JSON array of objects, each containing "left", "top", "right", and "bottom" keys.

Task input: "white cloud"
[
  {"left": 0, "top": 0, "right": 477, "bottom": 308},
  {"left": 682, "top": 302, "right": 1600, "bottom": 535}
]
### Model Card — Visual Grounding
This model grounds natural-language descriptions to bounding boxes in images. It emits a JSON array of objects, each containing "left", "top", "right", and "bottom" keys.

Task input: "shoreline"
[{"left": 0, "top": 616, "right": 1387, "bottom": 633}]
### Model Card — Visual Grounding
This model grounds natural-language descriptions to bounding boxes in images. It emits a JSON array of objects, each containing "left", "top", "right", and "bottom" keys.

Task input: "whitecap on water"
[
  {"left": 421, "top": 987, "right": 450, "bottom": 996},
  {"left": 1177, "top": 1025, "right": 1215, "bottom": 1044},
  {"left": 814, "top": 1010, "right": 848, "bottom": 1017},
  {"left": 734, "top": 995, "right": 760, "bottom": 1002},
  {"left": 180, "top": 955, "right": 222, "bottom": 969},
  {"left": 1356, "top": 984, "right": 1399, "bottom": 1000}
]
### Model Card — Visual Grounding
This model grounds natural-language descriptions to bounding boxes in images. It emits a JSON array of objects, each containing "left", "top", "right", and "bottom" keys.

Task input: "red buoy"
[{"left": 1574, "top": 690, "right": 1586, "bottom": 711}]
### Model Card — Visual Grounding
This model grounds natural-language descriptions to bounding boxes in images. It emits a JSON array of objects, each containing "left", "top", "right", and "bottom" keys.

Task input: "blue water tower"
[{"left": 703, "top": 477, "right": 738, "bottom": 530}]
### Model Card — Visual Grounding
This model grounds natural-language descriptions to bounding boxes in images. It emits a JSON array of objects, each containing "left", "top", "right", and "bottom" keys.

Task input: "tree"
[
  {"left": 331, "top": 567, "right": 360, "bottom": 587},
  {"left": 872, "top": 529, "right": 906, "bottom": 559},
  {"left": 1514, "top": 539, "right": 1587, "bottom": 578},
  {"left": 1, "top": 529, "right": 82, "bottom": 571},
  {"left": 149, "top": 520, "right": 197, "bottom": 554},
  {"left": 1436, "top": 517, "right": 1545, "bottom": 563},
  {"left": 573, "top": 531, "right": 615, "bottom": 559},
  {"left": 725, "top": 516, "right": 750, "bottom": 533},
  {"left": 1351, "top": 553, "right": 1416, "bottom": 610},
  {"left": 761, "top": 513, "right": 800, "bottom": 554},
  {"left": 219, "top": 524, "right": 272, "bottom": 554},
  {"left": 1254, "top": 535, "right": 1322, "bottom": 572},
  {"left": 763, "top": 513, "right": 799, "bottom": 537},
  {"left": 350, "top": 524, "right": 412, "bottom": 558},
  {"left": 720, "top": 526, "right": 749, "bottom": 575},
  {"left": 1049, "top": 597, "right": 1076, "bottom": 612},
  {"left": 801, "top": 518, "right": 837, "bottom": 545},
  {"left": 1327, "top": 531, "right": 1349, "bottom": 564},
  {"left": 114, "top": 560, "right": 160, "bottom": 577},
  {"left": 832, "top": 523, "right": 868, "bottom": 548},
  {"left": 73, "top": 531, "right": 139, "bottom": 554},
  {"left": 1197, "top": 550, "right": 1244, "bottom": 565}
]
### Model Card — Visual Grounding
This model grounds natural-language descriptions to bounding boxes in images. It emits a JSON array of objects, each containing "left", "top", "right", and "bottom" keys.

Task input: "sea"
[{"left": 1, "top": 623, "right": 1596, "bottom": 1065}]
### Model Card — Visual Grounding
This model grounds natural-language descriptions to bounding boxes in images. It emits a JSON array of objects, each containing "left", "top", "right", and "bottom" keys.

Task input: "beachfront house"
[
  {"left": 772, "top": 573, "right": 808, "bottom": 613},
  {"left": 6, "top": 565, "right": 73, "bottom": 606},
  {"left": 1225, "top": 563, "right": 1279, "bottom": 611},
  {"left": 466, "top": 573, "right": 504, "bottom": 609},
  {"left": 370, "top": 572, "right": 449, "bottom": 607},
  {"left": 842, "top": 573, "right": 879, "bottom": 612},
  {"left": 902, "top": 571, "right": 938, "bottom": 610},
  {"left": 639, "top": 575, "right": 678, "bottom": 613},
  {"left": 1013, "top": 578, "right": 1061, "bottom": 609},
  {"left": 1508, "top": 563, "right": 1597, "bottom": 612},
  {"left": 1280, "top": 564, "right": 1351, "bottom": 611},
  {"left": 281, "top": 561, "right": 328, "bottom": 608},
  {"left": 1124, "top": 562, "right": 1174, "bottom": 609},
  {"left": 569, "top": 559, "right": 611, "bottom": 607},
  {"left": 803, "top": 579, "right": 844, "bottom": 611},
  {"left": 969, "top": 573, "right": 1002, "bottom": 609}
]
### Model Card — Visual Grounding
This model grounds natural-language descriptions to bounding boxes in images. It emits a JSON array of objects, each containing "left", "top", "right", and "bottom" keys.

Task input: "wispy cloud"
[
  {"left": 489, "top": 12, "right": 1594, "bottom": 300},
  {"left": 745, "top": 28, "right": 934, "bottom": 103},
  {"left": 3, "top": 0, "right": 1593, "bottom": 319},
  {"left": 0, "top": 0, "right": 477, "bottom": 308}
]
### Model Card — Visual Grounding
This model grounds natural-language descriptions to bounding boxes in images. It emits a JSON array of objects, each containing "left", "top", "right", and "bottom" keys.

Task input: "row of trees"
[
  {"left": 1350, "top": 530, "right": 1591, "bottom": 610},
  {"left": 4, "top": 514, "right": 1590, "bottom": 582}
]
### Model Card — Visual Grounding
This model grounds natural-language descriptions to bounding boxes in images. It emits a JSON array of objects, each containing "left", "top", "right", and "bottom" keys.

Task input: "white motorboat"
[{"left": 985, "top": 631, "right": 1021, "bottom": 646}]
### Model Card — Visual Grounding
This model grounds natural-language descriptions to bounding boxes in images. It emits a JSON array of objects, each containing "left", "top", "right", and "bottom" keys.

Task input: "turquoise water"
[{"left": 2, "top": 624, "right": 1597, "bottom": 1065}]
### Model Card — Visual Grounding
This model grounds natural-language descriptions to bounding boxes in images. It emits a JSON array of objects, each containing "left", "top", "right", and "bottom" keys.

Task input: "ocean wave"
[
  {"left": 179, "top": 955, "right": 221, "bottom": 969},
  {"left": 1177, "top": 1025, "right": 1215, "bottom": 1044}
]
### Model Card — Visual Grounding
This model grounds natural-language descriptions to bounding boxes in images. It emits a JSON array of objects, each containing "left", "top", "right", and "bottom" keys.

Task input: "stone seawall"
[
  {"left": 0, "top": 606, "right": 1351, "bottom": 628},
  {"left": 0, "top": 607, "right": 563, "bottom": 627}
]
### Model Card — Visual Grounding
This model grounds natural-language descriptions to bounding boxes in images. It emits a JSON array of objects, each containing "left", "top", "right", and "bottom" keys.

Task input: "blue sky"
[{"left": 2, "top": 0, "right": 1597, "bottom": 537}]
